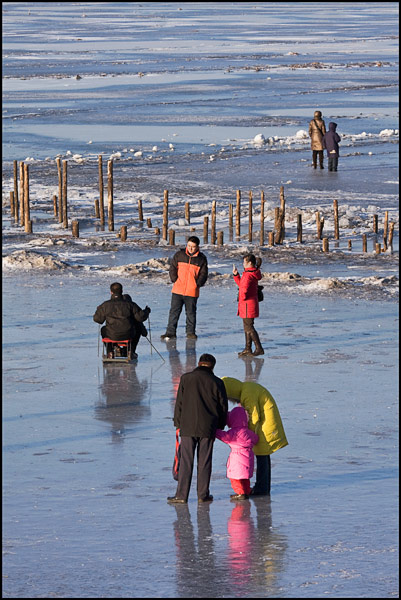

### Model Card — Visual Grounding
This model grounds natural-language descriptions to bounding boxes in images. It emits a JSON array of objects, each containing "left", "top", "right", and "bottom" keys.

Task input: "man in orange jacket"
[{"left": 161, "top": 236, "right": 208, "bottom": 340}]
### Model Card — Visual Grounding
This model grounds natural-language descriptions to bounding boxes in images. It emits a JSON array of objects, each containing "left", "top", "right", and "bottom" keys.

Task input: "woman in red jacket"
[{"left": 233, "top": 254, "right": 264, "bottom": 356}]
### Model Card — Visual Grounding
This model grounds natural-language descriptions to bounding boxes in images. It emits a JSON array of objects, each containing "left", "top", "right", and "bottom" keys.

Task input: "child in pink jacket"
[{"left": 216, "top": 405, "right": 259, "bottom": 500}]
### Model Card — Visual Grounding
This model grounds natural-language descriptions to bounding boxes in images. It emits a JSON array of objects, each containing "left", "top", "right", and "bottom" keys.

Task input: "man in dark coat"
[
  {"left": 167, "top": 354, "right": 228, "bottom": 504},
  {"left": 322, "top": 122, "right": 341, "bottom": 171},
  {"left": 93, "top": 282, "right": 150, "bottom": 358}
]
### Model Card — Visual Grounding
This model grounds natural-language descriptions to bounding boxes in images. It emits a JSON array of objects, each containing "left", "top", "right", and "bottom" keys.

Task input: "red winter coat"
[{"left": 233, "top": 268, "right": 261, "bottom": 318}]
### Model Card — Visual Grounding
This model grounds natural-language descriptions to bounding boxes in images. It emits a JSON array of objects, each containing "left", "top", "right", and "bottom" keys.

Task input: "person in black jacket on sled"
[{"left": 93, "top": 282, "right": 151, "bottom": 359}]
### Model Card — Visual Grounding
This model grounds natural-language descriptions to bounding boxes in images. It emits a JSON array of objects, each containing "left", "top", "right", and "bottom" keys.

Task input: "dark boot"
[
  {"left": 238, "top": 332, "right": 252, "bottom": 356},
  {"left": 250, "top": 330, "right": 264, "bottom": 356}
]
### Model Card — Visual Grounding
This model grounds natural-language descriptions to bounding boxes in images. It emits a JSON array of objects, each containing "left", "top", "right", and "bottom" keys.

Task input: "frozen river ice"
[{"left": 2, "top": 273, "right": 399, "bottom": 598}]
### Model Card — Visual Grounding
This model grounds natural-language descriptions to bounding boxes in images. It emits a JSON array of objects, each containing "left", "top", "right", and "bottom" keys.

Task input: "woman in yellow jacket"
[{"left": 222, "top": 377, "right": 288, "bottom": 496}]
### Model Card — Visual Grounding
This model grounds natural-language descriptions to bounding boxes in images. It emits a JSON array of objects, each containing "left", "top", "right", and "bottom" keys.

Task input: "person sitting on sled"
[{"left": 93, "top": 282, "right": 151, "bottom": 359}]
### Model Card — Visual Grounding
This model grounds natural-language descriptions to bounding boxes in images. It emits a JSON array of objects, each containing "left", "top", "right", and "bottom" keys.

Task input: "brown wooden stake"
[
  {"left": 211, "top": 200, "right": 216, "bottom": 244},
  {"left": 154, "top": 227, "right": 160, "bottom": 236},
  {"left": 162, "top": 190, "right": 168, "bottom": 240},
  {"left": 375, "top": 242, "right": 381, "bottom": 254},
  {"left": 94, "top": 199, "right": 99, "bottom": 220},
  {"left": 217, "top": 231, "right": 224, "bottom": 246},
  {"left": 248, "top": 191, "right": 253, "bottom": 242},
  {"left": 56, "top": 158, "right": 63, "bottom": 223},
  {"left": 168, "top": 228, "right": 175, "bottom": 245},
  {"left": 72, "top": 220, "right": 79, "bottom": 238},
  {"left": 235, "top": 190, "right": 241, "bottom": 239},
  {"left": 362, "top": 234, "right": 367, "bottom": 252},
  {"left": 333, "top": 199, "right": 339, "bottom": 240},
  {"left": 274, "top": 206, "right": 280, "bottom": 233},
  {"left": 373, "top": 214, "right": 378, "bottom": 233},
  {"left": 229, "top": 203, "right": 233, "bottom": 241},
  {"left": 268, "top": 231, "right": 274, "bottom": 246},
  {"left": 13, "top": 160, "right": 19, "bottom": 223},
  {"left": 19, "top": 162, "right": 25, "bottom": 226},
  {"left": 185, "top": 201, "right": 190, "bottom": 224},
  {"left": 53, "top": 195, "right": 58, "bottom": 218},
  {"left": 107, "top": 160, "right": 114, "bottom": 231},
  {"left": 147, "top": 218, "right": 152, "bottom": 228},
  {"left": 297, "top": 214, "right": 303, "bottom": 243},
  {"left": 348, "top": 240, "right": 352, "bottom": 250},
  {"left": 316, "top": 211, "right": 323, "bottom": 239},
  {"left": 387, "top": 222, "right": 395, "bottom": 248},
  {"left": 62, "top": 160, "right": 68, "bottom": 229},
  {"left": 10, "top": 191, "right": 15, "bottom": 217},
  {"left": 259, "top": 191, "right": 265, "bottom": 246},
  {"left": 322, "top": 238, "right": 329, "bottom": 252},
  {"left": 23, "top": 163, "right": 30, "bottom": 232},
  {"left": 203, "top": 216, "right": 209, "bottom": 244},
  {"left": 138, "top": 198, "right": 144, "bottom": 221},
  {"left": 120, "top": 225, "right": 127, "bottom": 241},
  {"left": 26, "top": 220, "right": 32, "bottom": 234},
  {"left": 383, "top": 210, "right": 389, "bottom": 249},
  {"left": 98, "top": 155, "right": 104, "bottom": 224}
]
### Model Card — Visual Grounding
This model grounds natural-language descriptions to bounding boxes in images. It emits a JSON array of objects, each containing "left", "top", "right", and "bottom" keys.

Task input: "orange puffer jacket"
[{"left": 169, "top": 248, "right": 208, "bottom": 298}]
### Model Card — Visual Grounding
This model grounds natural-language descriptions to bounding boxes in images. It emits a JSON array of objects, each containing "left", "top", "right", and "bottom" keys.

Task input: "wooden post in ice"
[
  {"left": 259, "top": 191, "right": 265, "bottom": 246},
  {"left": 72, "top": 220, "right": 79, "bottom": 238},
  {"left": 98, "top": 155, "right": 104, "bottom": 225},
  {"left": 23, "top": 163, "right": 30, "bottom": 233},
  {"left": 297, "top": 214, "right": 303, "bottom": 243},
  {"left": 322, "top": 238, "right": 329, "bottom": 252},
  {"left": 387, "top": 222, "right": 395, "bottom": 249},
  {"left": 9, "top": 191, "right": 15, "bottom": 219},
  {"left": 147, "top": 218, "right": 152, "bottom": 228},
  {"left": 248, "top": 191, "right": 253, "bottom": 242},
  {"left": 19, "top": 161, "right": 25, "bottom": 226},
  {"left": 13, "top": 160, "right": 19, "bottom": 223},
  {"left": 53, "top": 195, "right": 58, "bottom": 218},
  {"left": 274, "top": 186, "right": 285, "bottom": 244},
  {"left": 375, "top": 242, "right": 381, "bottom": 254},
  {"left": 211, "top": 201, "right": 216, "bottom": 245},
  {"left": 138, "top": 198, "right": 144, "bottom": 222},
  {"left": 373, "top": 214, "right": 378, "bottom": 233},
  {"left": 120, "top": 225, "right": 127, "bottom": 242},
  {"left": 56, "top": 158, "right": 63, "bottom": 223},
  {"left": 217, "top": 231, "right": 224, "bottom": 246},
  {"left": 316, "top": 211, "right": 324, "bottom": 240},
  {"left": 203, "top": 216, "right": 208, "bottom": 244},
  {"left": 333, "top": 199, "right": 339, "bottom": 240},
  {"left": 168, "top": 228, "right": 175, "bottom": 245},
  {"left": 383, "top": 211, "right": 389, "bottom": 251},
  {"left": 62, "top": 160, "right": 68, "bottom": 229},
  {"left": 235, "top": 190, "right": 241, "bottom": 239},
  {"left": 362, "top": 234, "right": 367, "bottom": 253},
  {"left": 162, "top": 190, "right": 168, "bottom": 240},
  {"left": 107, "top": 159, "right": 114, "bottom": 231},
  {"left": 185, "top": 202, "right": 190, "bottom": 224},
  {"left": 229, "top": 203, "right": 233, "bottom": 241},
  {"left": 268, "top": 231, "right": 274, "bottom": 246}
]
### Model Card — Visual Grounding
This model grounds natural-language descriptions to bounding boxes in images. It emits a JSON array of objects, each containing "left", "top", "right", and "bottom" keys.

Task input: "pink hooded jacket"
[{"left": 216, "top": 406, "right": 259, "bottom": 479}]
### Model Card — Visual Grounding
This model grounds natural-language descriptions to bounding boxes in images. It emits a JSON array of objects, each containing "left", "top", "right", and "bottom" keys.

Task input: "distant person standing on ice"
[
  {"left": 233, "top": 254, "right": 264, "bottom": 356},
  {"left": 322, "top": 122, "right": 341, "bottom": 172},
  {"left": 161, "top": 236, "right": 208, "bottom": 340},
  {"left": 309, "top": 110, "right": 326, "bottom": 169}
]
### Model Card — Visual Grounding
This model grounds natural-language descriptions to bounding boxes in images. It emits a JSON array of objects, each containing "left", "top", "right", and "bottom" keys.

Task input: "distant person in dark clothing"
[
  {"left": 93, "top": 282, "right": 150, "bottom": 359},
  {"left": 322, "top": 122, "right": 341, "bottom": 171},
  {"left": 167, "top": 354, "right": 228, "bottom": 504},
  {"left": 309, "top": 110, "right": 326, "bottom": 169}
]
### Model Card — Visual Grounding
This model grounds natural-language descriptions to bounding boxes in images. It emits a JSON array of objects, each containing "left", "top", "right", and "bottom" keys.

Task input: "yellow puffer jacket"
[{"left": 222, "top": 377, "right": 288, "bottom": 456}]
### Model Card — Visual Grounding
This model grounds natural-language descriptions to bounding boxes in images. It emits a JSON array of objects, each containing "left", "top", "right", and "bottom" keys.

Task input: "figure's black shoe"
[
  {"left": 186, "top": 333, "right": 197, "bottom": 339},
  {"left": 167, "top": 496, "right": 187, "bottom": 504},
  {"left": 250, "top": 488, "right": 270, "bottom": 497},
  {"left": 198, "top": 495, "right": 213, "bottom": 504}
]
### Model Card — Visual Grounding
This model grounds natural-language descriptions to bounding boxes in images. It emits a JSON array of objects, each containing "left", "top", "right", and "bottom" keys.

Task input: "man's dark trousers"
[
  {"left": 175, "top": 436, "right": 214, "bottom": 501},
  {"left": 166, "top": 293, "right": 198, "bottom": 336}
]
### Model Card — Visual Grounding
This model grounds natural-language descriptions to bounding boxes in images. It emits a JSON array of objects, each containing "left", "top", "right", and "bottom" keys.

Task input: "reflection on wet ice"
[
  {"left": 172, "top": 498, "right": 288, "bottom": 597},
  {"left": 95, "top": 363, "right": 150, "bottom": 443}
]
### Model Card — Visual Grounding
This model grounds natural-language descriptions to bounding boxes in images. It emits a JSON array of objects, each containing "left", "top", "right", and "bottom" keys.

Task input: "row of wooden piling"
[{"left": 7, "top": 157, "right": 396, "bottom": 252}]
